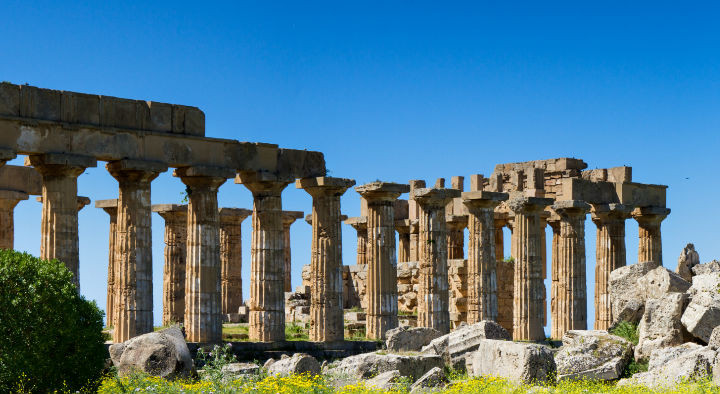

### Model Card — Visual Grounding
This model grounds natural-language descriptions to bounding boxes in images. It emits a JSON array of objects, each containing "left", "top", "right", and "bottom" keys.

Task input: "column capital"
[
  {"left": 306, "top": 213, "right": 348, "bottom": 225},
  {"left": 552, "top": 200, "right": 591, "bottom": 218},
  {"left": 0, "top": 189, "right": 28, "bottom": 209},
  {"left": 96, "top": 198, "right": 119, "bottom": 215},
  {"left": 174, "top": 166, "right": 233, "bottom": 190},
  {"left": 409, "top": 218, "right": 419, "bottom": 233},
  {"left": 446, "top": 214, "right": 469, "bottom": 230},
  {"left": 236, "top": 171, "right": 294, "bottom": 194},
  {"left": 461, "top": 190, "right": 509, "bottom": 209},
  {"left": 27, "top": 153, "right": 97, "bottom": 177},
  {"left": 632, "top": 206, "right": 671, "bottom": 223},
  {"left": 37, "top": 195, "right": 91, "bottom": 211},
  {"left": 152, "top": 204, "right": 188, "bottom": 222},
  {"left": 0, "top": 147, "right": 17, "bottom": 164},
  {"left": 508, "top": 196, "right": 553, "bottom": 214},
  {"left": 356, "top": 181, "right": 409, "bottom": 202},
  {"left": 412, "top": 188, "right": 460, "bottom": 208},
  {"left": 281, "top": 210, "right": 304, "bottom": 226},
  {"left": 296, "top": 176, "right": 356, "bottom": 197},
  {"left": 344, "top": 216, "right": 367, "bottom": 230},
  {"left": 219, "top": 207, "right": 253, "bottom": 225},
  {"left": 394, "top": 218, "right": 410, "bottom": 233},
  {"left": 591, "top": 203, "right": 632, "bottom": 223},
  {"left": 107, "top": 159, "right": 167, "bottom": 183}
]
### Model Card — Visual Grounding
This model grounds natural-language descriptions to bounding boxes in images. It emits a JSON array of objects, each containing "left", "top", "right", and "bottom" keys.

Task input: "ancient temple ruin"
[{"left": 0, "top": 83, "right": 669, "bottom": 344}]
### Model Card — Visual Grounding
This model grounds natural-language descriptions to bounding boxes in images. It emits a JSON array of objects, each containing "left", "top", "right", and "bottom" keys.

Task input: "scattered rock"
[
  {"left": 263, "top": 358, "right": 275, "bottom": 369},
  {"left": 365, "top": 370, "right": 403, "bottom": 390},
  {"left": 331, "top": 352, "right": 443, "bottom": 381},
  {"left": 267, "top": 353, "right": 320, "bottom": 377},
  {"left": 677, "top": 244, "right": 700, "bottom": 282},
  {"left": 693, "top": 260, "right": 720, "bottom": 276},
  {"left": 637, "top": 266, "right": 691, "bottom": 300},
  {"left": 421, "top": 320, "right": 510, "bottom": 370},
  {"left": 620, "top": 343, "right": 716, "bottom": 387},
  {"left": 610, "top": 262, "right": 657, "bottom": 325},
  {"left": 221, "top": 362, "right": 260, "bottom": 376},
  {"left": 409, "top": 366, "right": 447, "bottom": 392},
  {"left": 108, "top": 327, "right": 193, "bottom": 380},
  {"left": 386, "top": 326, "right": 442, "bottom": 353},
  {"left": 468, "top": 339, "right": 556, "bottom": 384},
  {"left": 635, "top": 292, "right": 688, "bottom": 361},
  {"left": 681, "top": 292, "right": 720, "bottom": 343},
  {"left": 554, "top": 330, "right": 633, "bottom": 381}
]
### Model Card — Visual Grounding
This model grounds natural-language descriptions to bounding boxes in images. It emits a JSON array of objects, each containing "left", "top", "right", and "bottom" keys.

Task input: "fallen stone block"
[
  {"left": 267, "top": 353, "right": 320, "bottom": 377},
  {"left": 386, "top": 326, "right": 442, "bottom": 353},
  {"left": 330, "top": 352, "right": 443, "bottom": 381},
  {"left": 681, "top": 292, "right": 720, "bottom": 343},
  {"left": 468, "top": 339, "right": 556, "bottom": 384},
  {"left": 635, "top": 292, "right": 687, "bottom": 361},
  {"left": 421, "top": 320, "right": 510, "bottom": 370},
  {"left": 109, "top": 327, "right": 193, "bottom": 380},
  {"left": 620, "top": 343, "right": 715, "bottom": 387},
  {"left": 554, "top": 330, "right": 633, "bottom": 381},
  {"left": 610, "top": 262, "right": 657, "bottom": 325}
]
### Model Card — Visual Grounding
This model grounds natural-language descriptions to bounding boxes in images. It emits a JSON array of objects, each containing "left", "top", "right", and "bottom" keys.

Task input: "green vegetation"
[
  {"left": 0, "top": 250, "right": 106, "bottom": 393},
  {"left": 610, "top": 321, "right": 649, "bottom": 377},
  {"left": 285, "top": 322, "right": 309, "bottom": 341},
  {"left": 223, "top": 324, "right": 250, "bottom": 342},
  {"left": 503, "top": 256, "right": 515, "bottom": 263}
]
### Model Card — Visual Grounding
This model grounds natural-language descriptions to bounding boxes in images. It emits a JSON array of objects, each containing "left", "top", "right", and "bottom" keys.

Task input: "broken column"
[
  {"left": 176, "top": 166, "right": 233, "bottom": 343},
  {"left": 298, "top": 177, "right": 355, "bottom": 342},
  {"left": 219, "top": 208, "right": 252, "bottom": 316},
  {"left": 462, "top": 190, "right": 508, "bottom": 323},
  {"left": 152, "top": 204, "right": 188, "bottom": 326},
  {"left": 632, "top": 206, "right": 670, "bottom": 266},
  {"left": 281, "top": 211, "right": 304, "bottom": 292},
  {"left": 551, "top": 200, "right": 590, "bottom": 339},
  {"left": 413, "top": 187, "right": 460, "bottom": 335},
  {"left": 508, "top": 196, "right": 553, "bottom": 341},
  {"left": 237, "top": 172, "right": 293, "bottom": 342},
  {"left": 0, "top": 190, "right": 28, "bottom": 250},
  {"left": 107, "top": 159, "right": 166, "bottom": 342},
  {"left": 591, "top": 203, "right": 631, "bottom": 330},
  {"left": 97, "top": 199, "right": 119, "bottom": 326},
  {"left": 28, "top": 153, "right": 97, "bottom": 289},
  {"left": 356, "top": 181, "right": 409, "bottom": 340}
]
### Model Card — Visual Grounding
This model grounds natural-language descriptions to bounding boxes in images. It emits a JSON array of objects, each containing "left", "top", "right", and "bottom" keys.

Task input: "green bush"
[
  {"left": 610, "top": 321, "right": 639, "bottom": 345},
  {"left": 0, "top": 249, "right": 106, "bottom": 392}
]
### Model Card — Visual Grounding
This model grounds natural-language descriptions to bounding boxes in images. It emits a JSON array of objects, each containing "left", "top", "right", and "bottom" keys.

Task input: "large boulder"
[
  {"left": 681, "top": 292, "right": 720, "bottom": 343},
  {"left": 365, "top": 370, "right": 403, "bottom": 390},
  {"left": 677, "top": 244, "right": 700, "bottom": 282},
  {"left": 266, "top": 353, "right": 320, "bottom": 376},
  {"left": 330, "top": 352, "right": 443, "bottom": 381},
  {"left": 468, "top": 339, "right": 556, "bottom": 384},
  {"left": 420, "top": 320, "right": 510, "bottom": 370},
  {"left": 108, "top": 327, "right": 193, "bottom": 379},
  {"left": 610, "top": 262, "right": 657, "bottom": 325},
  {"left": 386, "top": 326, "right": 442, "bottom": 353},
  {"left": 693, "top": 260, "right": 720, "bottom": 276},
  {"left": 554, "top": 330, "right": 633, "bottom": 381},
  {"left": 636, "top": 266, "right": 691, "bottom": 300},
  {"left": 635, "top": 292, "right": 688, "bottom": 361},
  {"left": 409, "top": 367, "right": 447, "bottom": 392},
  {"left": 686, "top": 272, "right": 720, "bottom": 298},
  {"left": 620, "top": 343, "right": 716, "bottom": 387}
]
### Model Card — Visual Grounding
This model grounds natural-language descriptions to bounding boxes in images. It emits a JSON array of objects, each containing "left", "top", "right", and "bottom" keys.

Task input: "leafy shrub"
[
  {"left": 196, "top": 343, "right": 237, "bottom": 381},
  {"left": 0, "top": 250, "right": 106, "bottom": 392},
  {"left": 610, "top": 321, "right": 639, "bottom": 345}
]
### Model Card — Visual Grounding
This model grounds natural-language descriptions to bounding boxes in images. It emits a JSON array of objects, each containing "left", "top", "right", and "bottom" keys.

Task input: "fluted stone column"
[
  {"left": 281, "top": 211, "right": 304, "bottom": 292},
  {"left": 508, "top": 196, "right": 553, "bottom": 341},
  {"left": 409, "top": 220, "right": 420, "bottom": 261},
  {"left": 547, "top": 216, "right": 560, "bottom": 339},
  {"left": 446, "top": 215, "right": 468, "bottom": 260},
  {"left": 152, "top": 204, "right": 188, "bottom": 326},
  {"left": 219, "top": 208, "right": 252, "bottom": 315},
  {"left": 632, "top": 206, "right": 670, "bottom": 266},
  {"left": 108, "top": 159, "right": 166, "bottom": 342},
  {"left": 551, "top": 200, "right": 590, "bottom": 339},
  {"left": 28, "top": 153, "right": 97, "bottom": 289},
  {"left": 495, "top": 215, "right": 513, "bottom": 334},
  {"left": 0, "top": 190, "right": 28, "bottom": 250},
  {"left": 357, "top": 182, "right": 409, "bottom": 339},
  {"left": 299, "top": 177, "right": 355, "bottom": 342},
  {"left": 462, "top": 191, "right": 508, "bottom": 323},
  {"left": 176, "top": 167, "right": 232, "bottom": 343},
  {"left": 237, "top": 172, "right": 293, "bottom": 342},
  {"left": 395, "top": 219, "right": 411, "bottom": 263},
  {"left": 96, "top": 199, "right": 119, "bottom": 326},
  {"left": 414, "top": 187, "right": 460, "bottom": 335},
  {"left": 408, "top": 180, "right": 426, "bottom": 262},
  {"left": 592, "top": 203, "right": 631, "bottom": 330},
  {"left": 345, "top": 217, "right": 368, "bottom": 265}
]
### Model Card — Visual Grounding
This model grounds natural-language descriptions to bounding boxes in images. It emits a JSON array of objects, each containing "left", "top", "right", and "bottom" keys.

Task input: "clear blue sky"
[{"left": 2, "top": 1, "right": 719, "bottom": 332}]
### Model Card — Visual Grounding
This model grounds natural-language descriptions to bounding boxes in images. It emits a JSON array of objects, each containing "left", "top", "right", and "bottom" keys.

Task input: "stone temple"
[{"left": 0, "top": 83, "right": 669, "bottom": 344}]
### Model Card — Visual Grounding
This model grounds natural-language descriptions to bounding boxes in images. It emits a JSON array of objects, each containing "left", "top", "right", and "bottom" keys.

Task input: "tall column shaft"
[
  {"left": 446, "top": 217, "right": 467, "bottom": 260},
  {"left": 109, "top": 160, "right": 165, "bottom": 342},
  {"left": 220, "top": 209, "right": 251, "bottom": 315},
  {"left": 0, "top": 191, "right": 27, "bottom": 250},
  {"left": 509, "top": 197, "right": 552, "bottom": 341},
  {"left": 548, "top": 219, "right": 560, "bottom": 338},
  {"left": 281, "top": 211, "right": 303, "bottom": 292},
  {"left": 495, "top": 217, "right": 513, "bottom": 334},
  {"left": 155, "top": 207, "right": 187, "bottom": 325},
  {"left": 97, "top": 200, "right": 119, "bottom": 327},
  {"left": 551, "top": 201, "right": 589, "bottom": 339},
  {"left": 396, "top": 220, "right": 411, "bottom": 263},
  {"left": 633, "top": 207, "right": 670, "bottom": 266},
  {"left": 409, "top": 220, "right": 419, "bottom": 261}
]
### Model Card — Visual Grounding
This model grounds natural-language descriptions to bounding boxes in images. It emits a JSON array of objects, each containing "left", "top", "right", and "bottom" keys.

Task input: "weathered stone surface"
[
  {"left": 421, "top": 321, "right": 511, "bottom": 370},
  {"left": 620, "top": 343, "right": 716, "bottom": 387},
  {"left": 635, "top": 292, "right": 688, "bottom": 361},
  {"left": 331, "top": 352, "right": 443, "bottom": 381},
  {"left": 468, "top": 339, "right": 556, "bottom": 384},
  {"left": 686, "top": 272, "right": 720, "bottom": 298},
  {"left": 410, "top": 366, "right": 447, "bottom": 391},
  {"left": 386, "top": 326, "right": 443, "bottom": 353},
  {"left": 708, "top": 326, "right": 720, "bottom": 350},
  {"left": 677, "top": 244, "right": 700, "bottom": 282},
  {"left": 693, "top": 260, "right": 720, "bottom": 276},
  {"left": 109, "top": 327, "right": 193, "bottom": 379},
  {"left": 221, "top": 362, "right": 261, "bottom": 376},
  {"left": 365, "top": 370, "right": 403, "bottom": 390},
  {"left": 554, "top": 330, "right": 633, "bottom": 381},
  {"left": 609, "top": 262, "right": 656, "bottom": 325},
  {"left": 636, "top": 266, "right": 690, "bottom": 300},
  {"left": 267, "top": 353, "right": 321, "bottom": 376},
  {"left": 681, "top": 292, "right": 720, "bottom": 343}
]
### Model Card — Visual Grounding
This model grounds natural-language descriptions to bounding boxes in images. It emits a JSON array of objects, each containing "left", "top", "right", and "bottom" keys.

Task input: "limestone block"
[
  {"left": 677, "top": 244, "right": 700, "bottom": 282},
  {"left": 386, "top": 326, "right": 443, "bottom": 353},
  {"left": 554, "top": 330, "right": 633, "bottom": 381},
  {"left": 344, "top": 311, "right": 366, "bottom": 322},
  {"left": 421, "top": 320, "right": 510, "bottom": 371},
  {"left": 693, "top": 260, "right": 720, "bottom": 276},
  {"left": 219, "top": 362, "right": 261, "bottom": 378},
  {"left": 621, "top": 343, "right": 716, "bottom": 387},
  {"left": 687, "top": 272, "right": 720, "bottom": 298},
  {"left": 635, "top": 293, "right": 687, "bottom": 361},
  {"left": 681, "top": 292, "right": 720, "bottom": 343},
  {"left": 108, "top": 327, "right": 193, "bottom": 380},
  {"left": 609, "top": 262, "right": 657, "bottom": 325},
  {"left": 267, "top": 353, "right": 320, "bottom": 377},
  {"left": 708, "top": 326, "right": 720, "bottom": 350},
  {"left": 331, "top": 352, "right": 443, "bottom": 381},
  {"left": 409, "top": 366, "right": 447, "bottom": 391},
  {"left": 636, "top": 266, "right": 690, "bottom": 300},
  {"left": 468, "top": 339, "right": 556, "bottom": 384},
  {"left": 365, "top": 370, "right": 403, "bottom": 390}
]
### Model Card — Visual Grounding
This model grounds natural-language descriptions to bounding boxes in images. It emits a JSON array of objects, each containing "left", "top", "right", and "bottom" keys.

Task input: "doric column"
[
  {"left": 0, "top": 190, "right": 28, "bottom": 250},
  {"left": 413, "top": 187, "right": 460, "bottom": 335},
  {"left": 408, "top": 180, "right": 426, "bottom": 262},
  {"left": 345, "top": 217, "right": 368, "bottom": 265},
  {"left": 281, "top": 211, "right": 304, "bottom": 292},
  {"left": 220, "top": 208, "right": 252, "bottom": 315},
  {"left": 446, "top": 215, "right": 468, "bottom": 260},
  {"left": 462, "top": 191, "right": 508, "bottom": 323},
  {"left": 175, "top": 166, "right": 232, "bottom": 343},
  {"left": 152, "top": 204, "right": 188, "bottom": 326},
  {"left": 96, "top": 199, "right": 119, "bottom": 327},
  {"left": 494, "top": 214, "right": 513, "bottom": 334},
  {"left": 632, "top": 206, "right": 670, "bottom": 266},
  {"left": 551, "top": 200, "right": 590, "bottom": 339},
  {"left": 395, "top": 219, "right": 411, "bottom": 263},
  {"left": 108, "top": 159, "right": 166, "bottom": 342},
  {"left": 409, "top": 220, "right": 420, "bottom": 261},
  {"left": 356, "top": 182, "right": 409, "bottom": 340},
  {"left": 237, "top": 172, "right": 293, "bottom": 342},
  {"left": 592, "top": 203, "right": 631, "bottom": 330},
  {"left": 298, "top": 177, "right": 355, "bottom": 342},
  {"left": 28, "top": 153, "right": 97, "bottom": 289},
  {"left": 547, "top": 216, "right": 560, "bottom": 339},
  {"left": 508, "top": 196, "right": 553, "bottom": 341}
]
